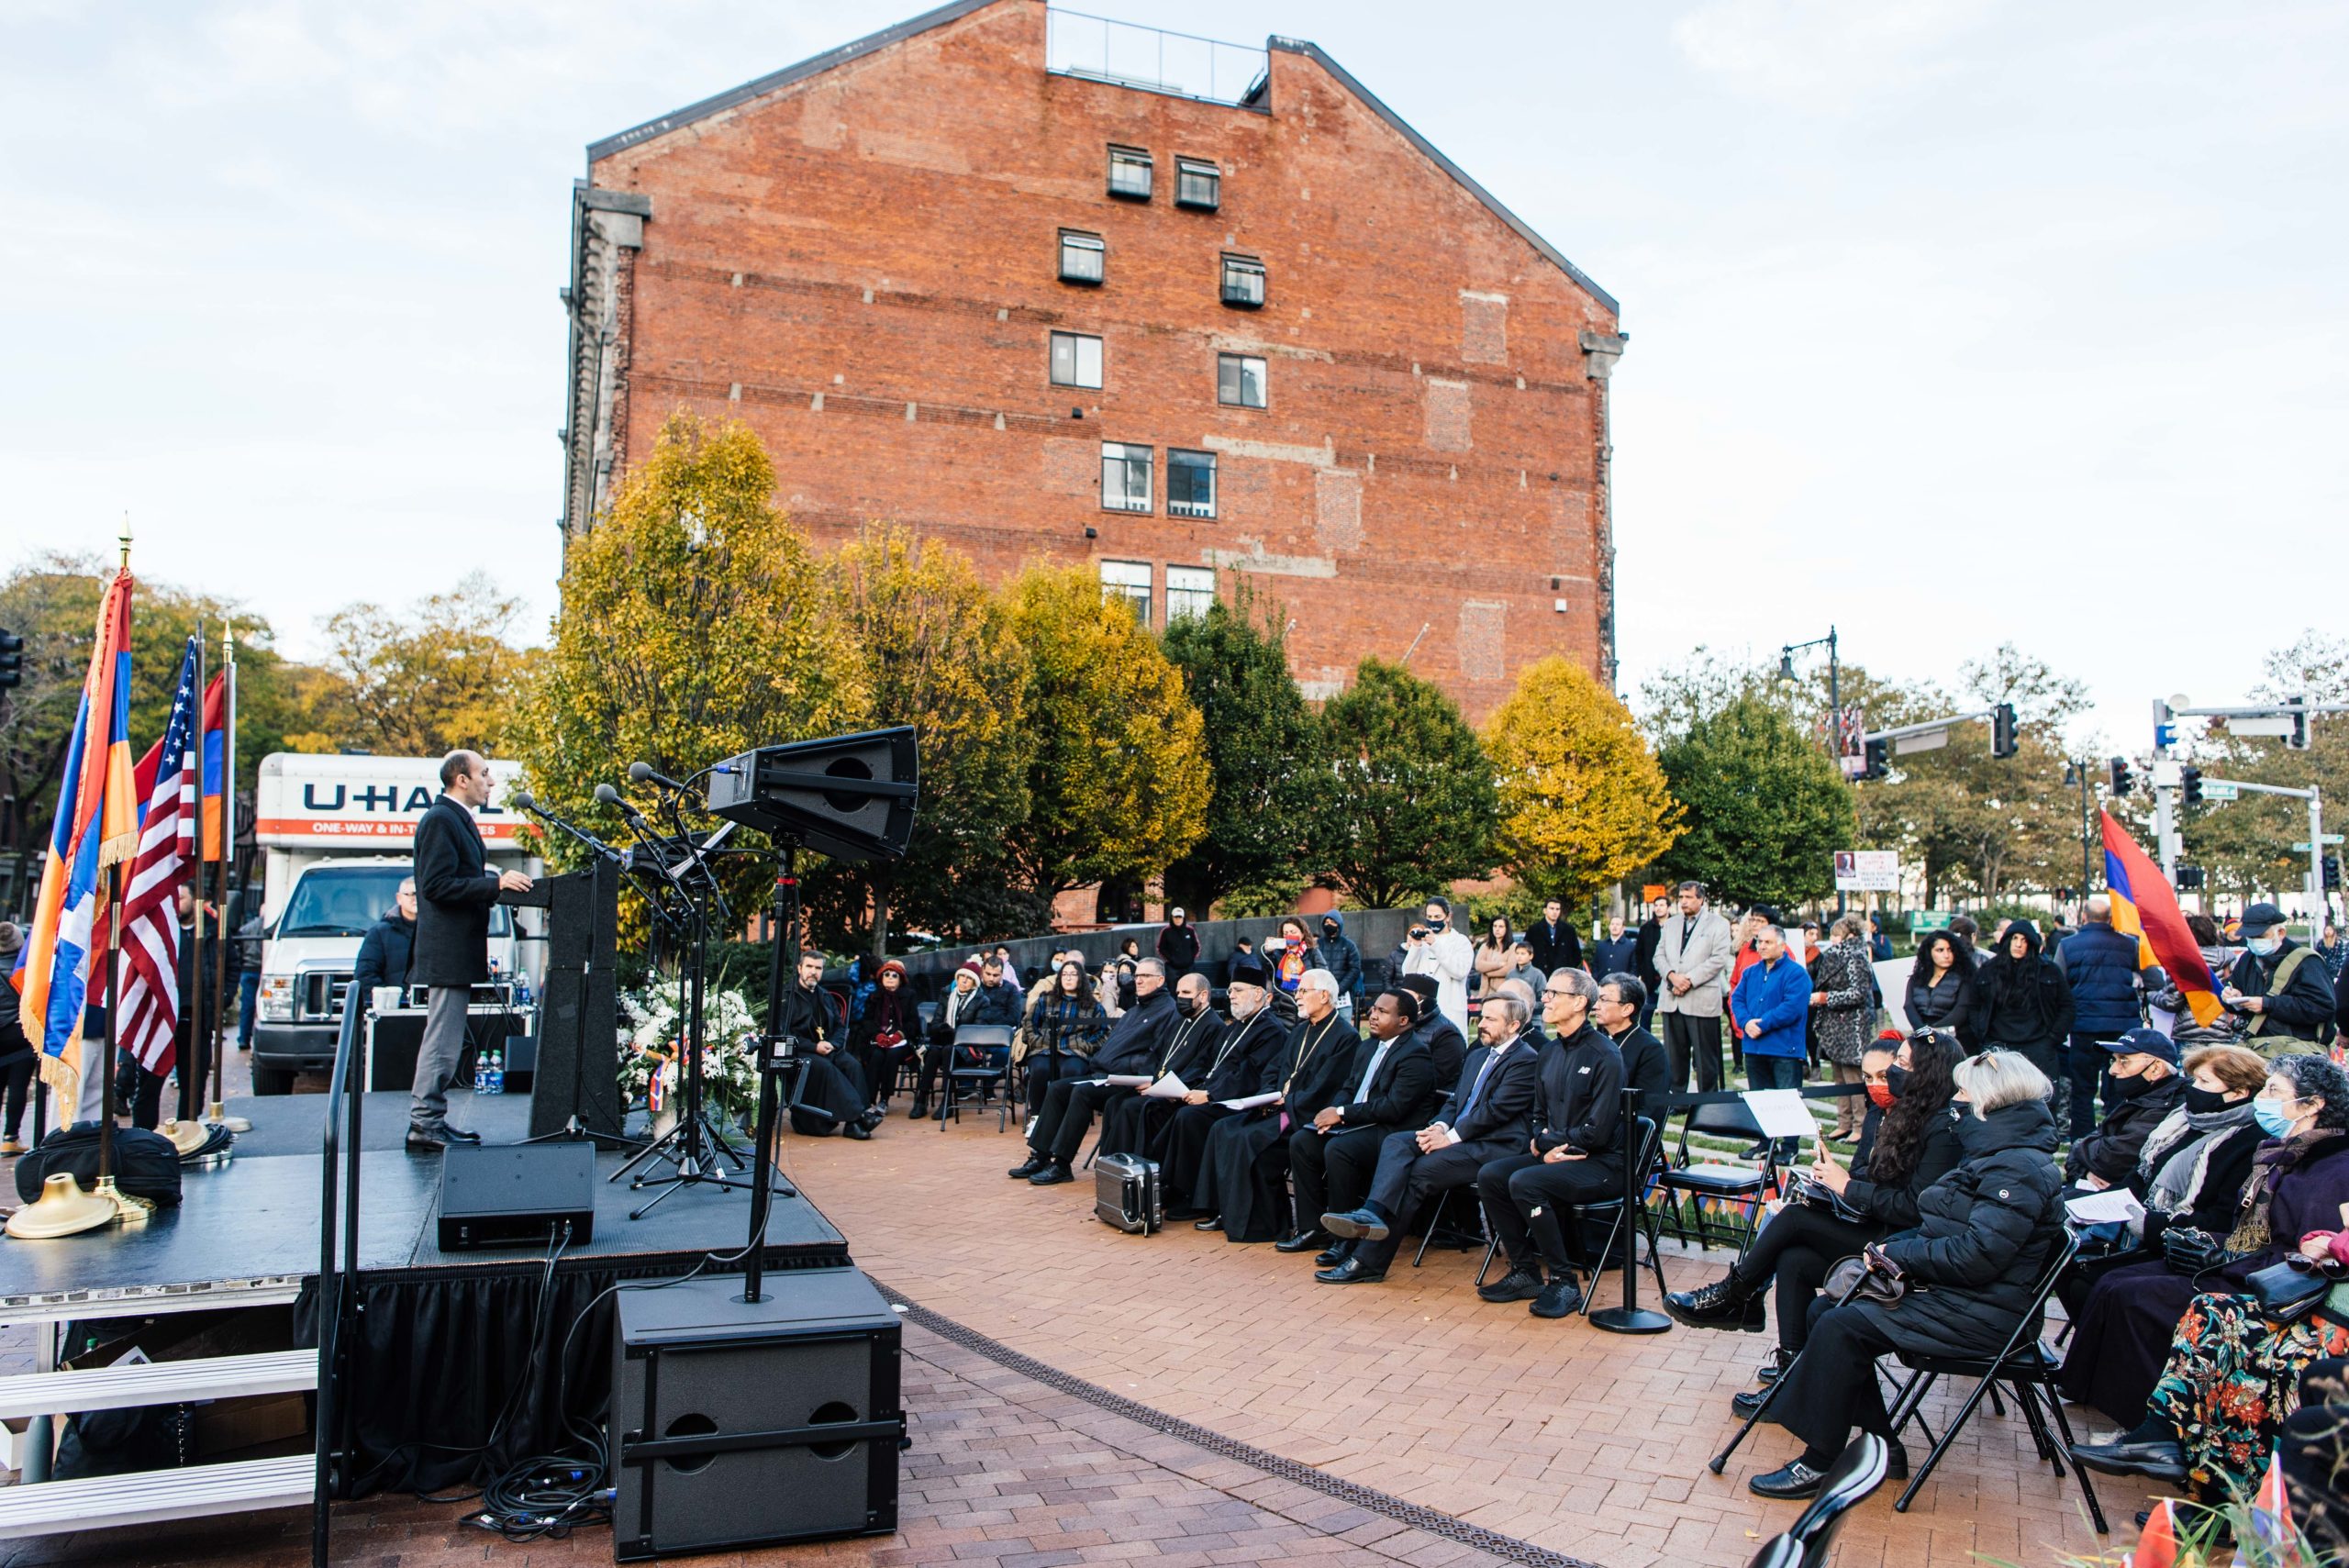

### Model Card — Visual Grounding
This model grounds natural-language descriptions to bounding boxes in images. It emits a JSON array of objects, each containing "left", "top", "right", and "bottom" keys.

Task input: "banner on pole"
[{"left": 1832, "top": 851, "right": 1899, "bottom": 892}]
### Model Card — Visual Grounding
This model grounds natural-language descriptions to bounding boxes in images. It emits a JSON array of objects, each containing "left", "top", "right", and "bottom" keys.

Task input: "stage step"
[
  {"left": 0, "top": 1453, "right": 313, "bottom": 1536},
  {"left": 0, "top": 1349, "right": 317, "bottom": 1423}
]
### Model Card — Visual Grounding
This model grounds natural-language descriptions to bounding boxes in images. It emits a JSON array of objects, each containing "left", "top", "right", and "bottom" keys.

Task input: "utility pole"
[
  {"left": 2152, "top": 698, "right": 2178, "bottom": 879},
  {"left": 2197, "top": 777, "right": 2325, "bottom": 917},
  {"left": 1780, "top": 627, "right": 1842, "bottom": 915}
]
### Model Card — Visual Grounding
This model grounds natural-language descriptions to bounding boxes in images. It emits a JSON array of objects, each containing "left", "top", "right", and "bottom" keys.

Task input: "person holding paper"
[
  {"left": 1665, "top": 1029, "right": 1964, "bottom": 1406},
  {"left": 1473, "top": 969, "right": 1627, "bottom": 1319},
  {"left": 1283, "top": 986, "right": 1443, "bottom": 1267},
  {"left": 1097, "top": 973, "right": 1225, "bottom": 1159},
  {"left": 1008, "top": 959, "right": 1173, "bottom": 1185},
  {"left": 1186, "top": 970, "right": 1362, "bottom": 1242},
  {"left": 1314, "top": 992, "right": 1541, "bottom": 1282},
  {"left": 1731, "top": 926, "right": 1813, "bottom": 1163},
  {"left": 1162, "top": 957, "right": 1291, "bottom": 1219}
]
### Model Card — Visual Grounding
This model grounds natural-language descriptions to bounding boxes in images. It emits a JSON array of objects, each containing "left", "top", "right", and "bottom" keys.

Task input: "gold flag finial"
[{"left": 118, "top": 512, "right": 132, "bottom": 571}]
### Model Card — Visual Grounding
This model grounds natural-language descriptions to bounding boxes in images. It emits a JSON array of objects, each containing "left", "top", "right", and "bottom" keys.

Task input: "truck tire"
[{"left": 251, "top": 1065, "right": 296, "bottom": 1096}]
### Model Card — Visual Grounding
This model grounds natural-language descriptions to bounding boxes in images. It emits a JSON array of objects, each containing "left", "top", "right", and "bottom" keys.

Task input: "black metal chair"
[
  {"left": 1409, "top": 1184, "right": 1488, "bottom": 1269},
  {"left": 940, "top": 1024, "right": 1016, "bottom": 1131},
  {"left": 1880, "top": 1228, "right": 2105, "bottom": 1531},
  {"left": 1553, "top": 1115, "right": 1672, "bottom": 1318},
  {"left": 1656, "top": 1098, "right": 1777, "bottom": 1252}
]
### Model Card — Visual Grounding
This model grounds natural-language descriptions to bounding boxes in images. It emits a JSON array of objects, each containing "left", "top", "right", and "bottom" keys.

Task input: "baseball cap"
[{"left": 2102, "top": 1026, "right": 2180, "bottom": 1066}]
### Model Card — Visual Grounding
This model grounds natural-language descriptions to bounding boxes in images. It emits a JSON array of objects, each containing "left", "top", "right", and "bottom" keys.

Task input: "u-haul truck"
[{"left": 249, "top": 753, "right": 543, "bottom": 1095}]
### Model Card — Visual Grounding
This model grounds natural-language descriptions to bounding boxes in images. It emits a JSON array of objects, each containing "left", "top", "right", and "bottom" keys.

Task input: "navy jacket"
[{"left": 2059, "top": 922, "right": 2143, "bottom": 1033}]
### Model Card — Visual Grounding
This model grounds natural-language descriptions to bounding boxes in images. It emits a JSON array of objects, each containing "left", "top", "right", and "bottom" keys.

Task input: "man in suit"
[
  {"left": 1315, "top": 991, "right": 1542, "bottom": 1283},
  {"left": 1011, "top": 958, "right": 1175, "bottom": 1184},
  {"left": 408, "top": 751, "right": 531, "bottom": 1151},
  {"left": 1281, "top": 985, "right": 1445, "bottom": 1261},
  {"left": 1595, "top": 973, "right": 1671, "bottom": 1105},
  {"left": 1525, "top": 898, "right": 1585, "bottom": 976},
  {"left": 1653, "top": 880, "right": 1734, "bottom": 1094},
  {"left": 1475, "top": 968, "right": 1627, "bottom": 1318}
]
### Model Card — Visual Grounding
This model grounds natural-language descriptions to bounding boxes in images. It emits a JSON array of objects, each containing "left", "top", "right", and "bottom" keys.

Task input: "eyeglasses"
[{"left": 1542, "top": 986, "right": 1577, "bottom": 998}]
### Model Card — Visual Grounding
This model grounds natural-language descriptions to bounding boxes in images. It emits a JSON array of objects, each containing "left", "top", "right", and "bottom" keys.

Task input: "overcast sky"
[{"left": 3, "top": 0, "right": 2340, "bottom": 755}]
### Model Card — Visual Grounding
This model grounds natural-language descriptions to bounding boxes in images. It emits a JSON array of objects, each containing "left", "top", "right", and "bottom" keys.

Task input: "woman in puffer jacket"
[{"left": 1747, "top": 1049, "right": 2065, "bottom": 1500}]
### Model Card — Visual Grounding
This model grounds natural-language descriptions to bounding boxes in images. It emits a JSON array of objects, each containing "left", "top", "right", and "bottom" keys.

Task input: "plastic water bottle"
[
  {"left": 473, "top": 1051, "right": 493, "bottom": 1094},
  {"left": 515, "top": 972, "right": 532, "bottom": 1007},
  {"left": 486, "top": 1048, "right": 505, "bottom": 1095}
]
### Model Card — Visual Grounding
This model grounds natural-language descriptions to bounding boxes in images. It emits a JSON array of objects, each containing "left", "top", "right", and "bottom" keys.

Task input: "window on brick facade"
[
  {"left": 1100, "top": 442, "right": 1152, "bottom": 513},
  {"left": 1099, "top": 560, "right": 1152, "bottom": 624},
  {"left": 1167, "top": 450, "right": 1217, "bottom": 519},
  {"left": 1165, "top": 565, "right": 1216, "bottom": 622},
  {"left": 1217, "top": 353, "right": 1266, "bottom": 409},
  {"left": 1059, "top": 229, "right": 1105, "bottom": 284},
  {"left": 1220, "top": 253, "right": 1265, "bottom": 308},
  {"left": 1050, "top": 331, "right": 1103, "bottom": 389},
  {"left": 1176, "top": 159, "right": 1219, "bottom": 210},
  {"left": 1108, "top": 146, "right": 1153, "bottom": 200}
]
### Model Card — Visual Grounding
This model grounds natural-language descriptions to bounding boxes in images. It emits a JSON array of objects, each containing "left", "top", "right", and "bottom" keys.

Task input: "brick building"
[{"left": 561, "top": 0, "right": 1625, "bottom": 717}]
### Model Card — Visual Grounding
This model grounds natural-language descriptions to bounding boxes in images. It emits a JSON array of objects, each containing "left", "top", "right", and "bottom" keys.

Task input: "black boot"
[{"left": 1664, "top": 1271, "right": 1765, "bottom": 1331}]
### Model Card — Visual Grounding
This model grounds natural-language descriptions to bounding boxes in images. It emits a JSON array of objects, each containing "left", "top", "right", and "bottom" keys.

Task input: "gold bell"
[
  {"left": 4, "top": 1173, "right": 117, "bottom": 1240},
  {"left": 158, "top": 1118, "right": 211, "bottom": 1157}
]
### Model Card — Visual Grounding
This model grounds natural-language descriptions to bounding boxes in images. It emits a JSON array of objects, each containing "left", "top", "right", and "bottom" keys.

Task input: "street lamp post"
[{"left": 1781, "top": 627, "right": 1842, "bottom": 915}]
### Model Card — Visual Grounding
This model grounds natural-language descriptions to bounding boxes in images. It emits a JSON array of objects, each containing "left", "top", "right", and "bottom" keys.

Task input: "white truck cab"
[{"left": 248, "top": 753, "right": 542, "bottom": 1095}]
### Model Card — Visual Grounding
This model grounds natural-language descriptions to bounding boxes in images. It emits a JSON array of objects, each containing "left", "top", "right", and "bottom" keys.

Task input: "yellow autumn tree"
[{"left": 1484, "top": 655, "right": 1684, "bottom": 903}]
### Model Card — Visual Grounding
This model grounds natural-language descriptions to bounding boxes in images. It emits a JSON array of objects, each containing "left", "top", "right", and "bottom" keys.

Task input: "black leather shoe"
[
  {"left": 2072, "top": 1436, "right": 2188, "bottom": 1482},
  {"left": 858, "top": 1108, "right": 885, "bottom": 1131},
  {"left": 1883, "top": 1440, "right": 1909, "bottom": 1481},
  {"left": 1478, "top": 1268, "right": 1545, "bottom": 1304},
  {"left": 442, "top": 1127, "right": 482, "bottom": 1145},
  {"left": 1028, "top": 1162, "right": 1074, "bottom": 1186},
  {"left": 1531, "top": 1281, "right": 1582, "bottom": 1318},
  {"left": 1316, "top": 1257, "right": 1387, "bottom": 1284},
  {"left": 1731, "top": 1387, "right": 1770, "bottom": 1420},
  {"left": 1164, "top": 1205, "right": 1208, "bottom": 1222},
  {"left": 1275, "top": 1229, "right": 1331, "bottom": 1254},
  {"left": 1315, "top": 1242, "right": 1353, "bottom": 1268},
  {"left": 844, "top": 1122, "right": 872, "bottom": 1140},
  {"left": 1193, "top": 1215, "right": 1222, "bottom": 1231},
  {"left": 1749, "top": 1459, "right": 1826, "bottom": 1499},
  {"left": 1008, "top": 1155, "right": 1049, "bottom": 1179},
  {"left": 406, "top": 1129, "right": 447, "bottom": 1152},
  {"left": 1319, "top": 1207, "right": 1390, "bottom": 1242},
  {"left": 907, "top": 1097, "right": 929, "bottom": 1119}
]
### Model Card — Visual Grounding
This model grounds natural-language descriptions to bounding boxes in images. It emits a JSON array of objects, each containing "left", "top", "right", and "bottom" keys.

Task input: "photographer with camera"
[{"left": 1396, "top": 896, "right": 1474, "bottom": 1035}]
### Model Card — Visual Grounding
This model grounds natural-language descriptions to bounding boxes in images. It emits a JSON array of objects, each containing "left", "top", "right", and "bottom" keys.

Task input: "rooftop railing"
[{"left": 1046, "top": 8, "right": 1270, "bottom": 110}]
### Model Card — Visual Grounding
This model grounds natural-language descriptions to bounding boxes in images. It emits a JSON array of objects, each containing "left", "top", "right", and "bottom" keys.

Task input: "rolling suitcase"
[{"left": 1093, "top": 1151, "right": 1162, "bottom": 1235}]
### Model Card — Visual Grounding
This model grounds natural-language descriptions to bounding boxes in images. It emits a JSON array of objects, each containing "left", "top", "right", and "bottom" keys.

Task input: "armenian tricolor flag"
[
  {"left": 11, "top": 566, "right": 139, "bottom": 1100},
  {"left": 2101, "top": 809, "right": 2221, "bottom": 1028}
]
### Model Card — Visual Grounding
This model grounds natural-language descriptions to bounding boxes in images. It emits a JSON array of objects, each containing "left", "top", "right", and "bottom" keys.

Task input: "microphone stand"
[
  {"left": 516, "top": 801, "right": 641, "bottom": 1152},
  {"left": 741, "top": 839, "right": 806, "bottom": 1304},
  {"left": 1589, "top": 1084, "right": 1669, "bottom": 1334}
]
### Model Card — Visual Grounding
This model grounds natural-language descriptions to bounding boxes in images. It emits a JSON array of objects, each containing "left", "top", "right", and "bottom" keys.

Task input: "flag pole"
[
  {"left": 211, "top": 622, "right": 243, "bottom": 1130},
  {"left": 181, "top": 623, "right": 207, "bottom": 1128},
  {"left": 95, "top": 522, "right": 151, "bottom": 1221}
]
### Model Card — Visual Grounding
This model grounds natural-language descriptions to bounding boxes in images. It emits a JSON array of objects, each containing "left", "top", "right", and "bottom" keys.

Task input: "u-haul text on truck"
[{"left": 249, "top": 753, "right": 542, "bottom": 1095}]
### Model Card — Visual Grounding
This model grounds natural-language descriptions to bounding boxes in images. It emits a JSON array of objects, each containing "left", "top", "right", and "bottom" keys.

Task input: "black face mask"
[
  {"left": 1175, "top": 995, "right": 1201, "bottom": 1018},
  {"left": 2182, "top": 1084, "right": 2232, "bottom": 1116},
  {"left": 2109, "top": 1070, "right": 2161, "bottom": 1100},
  {"left": 1883, "top": 1065, "right": 1909, "bottom": 1101}
]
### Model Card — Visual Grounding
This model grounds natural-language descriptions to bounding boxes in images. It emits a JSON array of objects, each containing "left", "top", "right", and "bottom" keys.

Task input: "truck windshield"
[{"left": 277, "top": 866, "right": 513, "bottom": 939}]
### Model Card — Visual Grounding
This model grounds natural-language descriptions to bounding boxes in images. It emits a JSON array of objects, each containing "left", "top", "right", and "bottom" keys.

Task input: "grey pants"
[{"left": 411, "top": 985, "right": 470, "bottom": 1133}]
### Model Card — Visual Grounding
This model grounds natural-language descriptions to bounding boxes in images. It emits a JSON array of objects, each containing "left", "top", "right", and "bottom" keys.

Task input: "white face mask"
[{"left": 2248, "top": 933, "right": 2283, "bottom": 957}]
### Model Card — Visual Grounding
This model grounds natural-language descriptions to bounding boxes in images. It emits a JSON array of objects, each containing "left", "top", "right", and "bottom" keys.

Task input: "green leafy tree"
[
  {"left": 1000, "top": 566, "right": 1208, "bottom": 902},
  {"left": 1159, "top": 585, "right": 1328, "bottom": 916},
  {"left": 515, "top": 412, "right": 868, "bottom": 914},
  {"left": 804, "top": 525, "right": 1036, "bottom": 953},
  {"left": 1317, "top": 657, "right": 1496, "bottom": 910},
  {"left": 1485, "top": 655, "right": 1683, "bottom": 906},
  {"left": 289, "top": 575, "right": 536, "bottom": 758},
  {"left": 1655, "top": 694, "right": 1854, "bottom": 910},
  {"left": 2182, "top": 630, "right": 2349, "bottom": 904}
]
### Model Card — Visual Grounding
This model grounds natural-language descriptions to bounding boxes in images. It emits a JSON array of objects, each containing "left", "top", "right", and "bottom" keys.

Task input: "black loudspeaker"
[
  {"left": 612, "top": 1270, "right": 903, "bottom": 1561},
  {"left": 706, "top": 728, "right": 918, "bottom": 862},
  {"left": 526, "top": 865, "right": 621, "bottom": 1139},
  {"left": 436, "top": 1142, "right": 596, "bottom": 1250}
]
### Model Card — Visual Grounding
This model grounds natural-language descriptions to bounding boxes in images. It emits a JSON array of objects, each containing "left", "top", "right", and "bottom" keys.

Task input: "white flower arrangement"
[{"left": 616, "top": 984, "right": 763, "bottom": 1125}]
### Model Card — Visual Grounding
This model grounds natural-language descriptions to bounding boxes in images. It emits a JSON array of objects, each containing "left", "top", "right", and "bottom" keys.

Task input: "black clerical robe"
[{"left": 1193, "top": 1010, "right": 1361, "bottom": 1240}]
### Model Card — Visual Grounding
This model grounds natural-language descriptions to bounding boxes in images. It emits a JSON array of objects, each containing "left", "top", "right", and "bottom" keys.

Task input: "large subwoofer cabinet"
[{"left": 612, "top": 1268, "right": 903, "bottom": 1560}]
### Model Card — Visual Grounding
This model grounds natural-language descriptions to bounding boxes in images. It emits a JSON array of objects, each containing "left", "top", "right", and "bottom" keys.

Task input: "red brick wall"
[{"left": 585, "top": 0, "right": 1617, "bottom": 720}]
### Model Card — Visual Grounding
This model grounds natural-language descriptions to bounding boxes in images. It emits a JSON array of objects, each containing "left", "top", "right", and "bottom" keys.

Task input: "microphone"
[
  {"left": 592, "top": 782, "right": 624, "bottom": 807},
  {"left": 629, "top": 760, "right": 691, "bottom": 793},
  {"left": 511, "top": 789, "right": 537, "bottom": 812}
]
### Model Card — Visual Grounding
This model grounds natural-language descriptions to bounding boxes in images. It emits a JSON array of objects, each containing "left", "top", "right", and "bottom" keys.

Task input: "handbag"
[
  {"left": 1822, "top": 1251, "right": 1907, "bottom": 1306},
  {"left": 2245, "top": 1256, "right": 2339, "bottom": 1324}
]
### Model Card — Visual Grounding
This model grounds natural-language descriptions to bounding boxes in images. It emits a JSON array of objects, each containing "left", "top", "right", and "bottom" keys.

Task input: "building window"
[
  {"left": 1167, "top": 450, "right": 1217, "bottom": 519},
  {"left": 1217, "top": 353, "right": 1266, "bottom": 409},
  {"left": 1099, "top": 560, "right": 1152, "bottom": 624},
  {"left": 1165, "top": 566, "right": 1216, "bottom": 621},
  {"left": 1176, "top": 159, "right": 1219, "bottom": 210},
  {"left": 1107, "top": 146, "right": 1153, "bottom": 200},
  {"left": 1100, "top": 442, "right": 1152, "bottom": 513},
  {"left": 1059, "top": 229, "right": 1105, "bottom": 284},
  {"left": 1220, "top": 253, "right": 1265, "bottom": 308},
  {"left": 1050, "top": 331, "right": 1103, "bottom": 389}
]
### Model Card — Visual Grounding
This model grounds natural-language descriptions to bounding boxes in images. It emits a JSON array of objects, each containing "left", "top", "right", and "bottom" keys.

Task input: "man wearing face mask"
[
  {"left": 2065, "top": 1027, "right": 2186, "bottom": 1191},
  {"left": 2221, "top": 903, "right": 2337, "bottom": 1051},
  {"left": 1097, "top": 972, "right": 1226, "bottom": 1160},
  {"left": 1318, "top": 911, "right": 1364, "bottom": 1022}
]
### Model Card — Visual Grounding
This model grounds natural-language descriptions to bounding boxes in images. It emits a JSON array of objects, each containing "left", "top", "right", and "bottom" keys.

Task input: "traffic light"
[
  {"left": 2176, "top": 865, "right": 2206, "bottom": 890},
  {"left": 2108, "top": 755, "right": 2134, "bottom": 797},
  {"left": 1859, "top": 739, "right": 1889, "bottom": 782},
  {"left": 2287, "top": 695, "right": 2311, "bottom": 751},
  {"left": 0, "top": 628, "right": 20, "bottom": 691},
  {"left": 1991, "top": 702, "right": 2018, "bottom": 759},
  {"left": 2326, "top": 852, "right": 2341, "bottom": 892},
  {"left": 2180, "top": 765, "right": 2203, "bottom": 805}
]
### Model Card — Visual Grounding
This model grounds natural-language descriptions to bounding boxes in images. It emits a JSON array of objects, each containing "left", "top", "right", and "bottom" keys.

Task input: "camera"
[{"left": 1408, "top": 926, "right": 1430, "bottom": 941}]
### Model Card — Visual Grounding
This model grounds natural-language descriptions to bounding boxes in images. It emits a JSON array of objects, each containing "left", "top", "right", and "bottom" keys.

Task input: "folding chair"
[
  {"left": 1554, "top": 1115, "right": 1673, "bottom": 1318},
  {"left": 940, "top": 1024, "right": 1015, "bottom": 1131},
  {"left": 1655, "top": 1099, "right": 1777, "bottom": 1253},
  {"left": 1409, "top": 1184, "right": 1488, "bottom": 1268},
  {"left": 1880, "top": 1228, "right": 2106, "bottom": 1531}
]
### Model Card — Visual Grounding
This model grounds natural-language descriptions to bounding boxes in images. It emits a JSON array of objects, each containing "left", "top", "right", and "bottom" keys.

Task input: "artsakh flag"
[{"left": 2101, "top": 810, "right": 2221, "bottom": 1028}]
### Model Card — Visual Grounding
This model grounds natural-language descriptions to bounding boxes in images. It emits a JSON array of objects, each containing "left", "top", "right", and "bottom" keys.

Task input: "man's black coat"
[{"left": 411, "top": 795, "right": 501, "bottom": 986}]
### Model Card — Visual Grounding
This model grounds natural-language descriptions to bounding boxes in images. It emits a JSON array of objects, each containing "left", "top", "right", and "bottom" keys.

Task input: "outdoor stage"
[{"left": 0, "top": 1089, "right": 849, "bottom": 1496}]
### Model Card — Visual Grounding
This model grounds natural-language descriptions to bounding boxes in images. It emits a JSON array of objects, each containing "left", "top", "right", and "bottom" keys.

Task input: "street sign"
[
  {"left": 2292, "top": 837, "right": 2344, "bottom": 850},
  {"left": 2202, "top": 780, "right": 2239, "bottom": 801},
  {"left": 1909, "top": 910, "right": 1954, "bottom": 932},
  {"left": 1833, "top": 851, "right": 1900, "bottom": 892},
  {"left": 1893, "top": 728, "right": 1949, "bottom": 756}
]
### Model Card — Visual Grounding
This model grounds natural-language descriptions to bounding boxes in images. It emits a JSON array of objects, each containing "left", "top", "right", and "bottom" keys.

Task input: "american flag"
[{"left": 116, "top": 639, "right": 202, "bottom": 1078}]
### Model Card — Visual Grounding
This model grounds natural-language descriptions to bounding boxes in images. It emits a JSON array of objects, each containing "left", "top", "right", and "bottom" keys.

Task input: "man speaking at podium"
[{"left": 408, "top": 751, "right": 531, "bottom": 1152}]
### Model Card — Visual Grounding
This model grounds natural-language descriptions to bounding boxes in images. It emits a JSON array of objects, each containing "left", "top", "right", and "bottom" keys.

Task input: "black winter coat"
[
  {"left": 1632, "top": 917, "right": 1664, "bottom": 988},
  {"left": 1971, "top": 922, "right": 2075, "bottom": 1052},
  {"left": 1525, "top": 918, "right": 1584, "bottom": 975},
  {"left": 1906, "top": 966, "right": 1978, "bottom": 1049},
  {"left": 963, "top": 981, "right": 1025, "bottom": 1030},
  {"left": 352, "top": 912, "right": 416, "bottom": 1009},
  {"left": 411, "top": 795, "right": 502, "bottom": 986},
  {"left": 1857, "top": 1098, "right": 2065, "bottom": 1359},
  {"left": 2227, "top": 940, "right": 2338, "bottom": 1043},
  {"left": 1089, "top": 988, "right": 1178, "bottom": 1077},
  {"left": 2066, "top": 1073, "right": 2186, "bottom": 1187},
  {"left": 1606, "top": 1024, "right": 1672, "bottom": 1107},
  {"left": 1837, "top": 1097, "right": 1965, "bottom": 1232}
]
